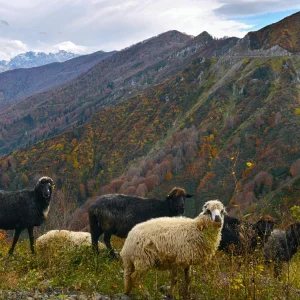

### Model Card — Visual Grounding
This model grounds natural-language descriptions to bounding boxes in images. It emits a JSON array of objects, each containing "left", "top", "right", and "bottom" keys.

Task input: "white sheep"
[
  {"left": 120, "top": 199, "right": 226, "bottom": 298},
  {"left": 36, "top": 230, "right": 105, "bottom": 249}
]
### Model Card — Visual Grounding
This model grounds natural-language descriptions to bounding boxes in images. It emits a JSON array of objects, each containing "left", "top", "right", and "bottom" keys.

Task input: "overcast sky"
[{"left": 0, "top": 0, "right": 299, "bottom": 60}]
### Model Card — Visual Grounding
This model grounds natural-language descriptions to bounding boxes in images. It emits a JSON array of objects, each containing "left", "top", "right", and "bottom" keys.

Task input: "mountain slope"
[
  {"left": 1, "top": 54, "right": 299, "bottom": 230},
  {"left": 0, "top": 50, "right": 115, "bottom": 111},
  {"left": 0, "top": 31, "right": 241, "bottom": 157},
  {"left": 0, "top": 51, "right": 114, "bottom": 110},
  {"left": 0, "top": 31, "right": 193, "bottom": 155},
  {"left": 248, "top": 11, "right": 300, "bottom": 52},
  {"left": 231, "top": 11, "right": 300, "bottom": 56}
]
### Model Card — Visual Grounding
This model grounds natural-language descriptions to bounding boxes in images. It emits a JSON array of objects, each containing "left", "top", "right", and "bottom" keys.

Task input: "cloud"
[
  {"left": 53, "top": 41, "right": 89, "bottom": 54},
  {"left": 35, "top": 40, "right": 93, "bottom": 55},
  {"left": 214, "top": 0, "right": 300, "bottom": 17},
  {"left": 0, "top": 19, "right": 9, "bottom": 26},
  {"left": 0, "top": 39, "right": 29, "bottom": 61},
  {"left": 39, "top": 31, "right": 47, "bottom": 35}
]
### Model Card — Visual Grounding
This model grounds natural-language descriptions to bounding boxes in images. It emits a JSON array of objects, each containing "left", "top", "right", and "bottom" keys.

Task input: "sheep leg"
[
  {"left": 183, "top": 267, "right": 191, "bottom": 300},
  {"left": 89, "top": 214, "right": 103, "bottom": 254},
  {"left": 103, "top": 232, "right": 117, "bottom": 259},
  {"left": 170, "top": 269, "right": 178, "bottom": 298},
  {"left": 131, "top": 269, "right": 150, "bottom": 298},
  {"left": 27, "top": 227, "right": 35, "bottom": 254},
  {"left": 124, "top": 260, "right": 134, "bottom": 295},
  {"left": 274, "top": 260, "right": 283, "bottom": 278},
  {"left": 8, "top": 228, "right": 22, "bottom": 255}
]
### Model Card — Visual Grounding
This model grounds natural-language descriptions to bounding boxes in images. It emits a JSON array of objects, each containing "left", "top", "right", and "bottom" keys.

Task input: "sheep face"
[
  {"left": 290, "top": 222, "right": 300, "bottom": 245},
  {"left": 35, "top": 176, "right": 55, "bottom": 200},
  {"left": 202, "top": 200, "right": 226, "bottom": 224},
  {"left": 167, "top": 187, "right": 193, "bottom": 215},
  {"left": 256, "top": 215, "right": 276, "bottom": 237}
]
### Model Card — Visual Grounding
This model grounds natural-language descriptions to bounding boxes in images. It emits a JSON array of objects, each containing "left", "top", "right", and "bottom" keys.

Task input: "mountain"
[
  {"left": 0, "top": 50, "right": 80, "bottom": 73},
  {"left": 0, "top": 50, "right": 115, "bottom": 111},
  {"left": 0, "top": 30, "right": 193, "bottom": 155},
  {"left": 0, "top": 31, "right": 240, "bottom": 156},
  {"left": 230, "top": 11, "right": 300, "bottom": 56},
  {"left": 0, "top": 60, "right": 7, "bottom": 72},
  {"left": 0, "top": 12, "right": 299, "bottom": 229},
  {"left": 1, "top": 53, "right": 299, "bottom": 229}
]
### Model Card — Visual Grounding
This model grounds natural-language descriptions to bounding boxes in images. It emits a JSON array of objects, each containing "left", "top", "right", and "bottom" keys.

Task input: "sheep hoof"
[
  {"left": 159, "top": 285, "right": 171, "bottom": 293},
  {"left": 115, "top": 293, "right": 131, "bottom": 300},
  {"left": 110, "top": 250, "right": 120, "bottom": 260}
]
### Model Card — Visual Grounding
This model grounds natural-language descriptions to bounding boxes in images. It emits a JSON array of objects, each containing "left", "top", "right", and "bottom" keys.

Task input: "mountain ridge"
[
  {"left": 0, "top": 50, "right": 116, "bottom": 111},
  {"left": 0, "top": 50, "right": 80, "bottom": 73}
]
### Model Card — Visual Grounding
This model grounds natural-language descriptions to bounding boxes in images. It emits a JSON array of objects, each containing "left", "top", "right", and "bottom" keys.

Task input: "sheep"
[
  {"left": 264, "top": 222, "right": 300, "bottom": 277},
  {"left": 0, "top": 176, "right": 54, "bottom": 255},
  {"left": 36, "top": 230, "right": 105, "bottom": 249},
  {"left": 219, "top": 215, "right": 276, "bottom": 253},
  {"left": 120, "top": 199, "right": 226, "bottom": 298},
  {"left": 88, "top": 187, "right": 193, "bottom": 259}
]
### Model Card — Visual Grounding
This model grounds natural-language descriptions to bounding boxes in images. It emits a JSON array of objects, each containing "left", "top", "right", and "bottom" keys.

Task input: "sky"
[{"left": 0, "top": 0, "right": 299, "bottom": 61}]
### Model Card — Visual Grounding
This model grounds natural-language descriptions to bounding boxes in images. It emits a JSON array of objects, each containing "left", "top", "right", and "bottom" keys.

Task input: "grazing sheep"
[
  {"left": 219, "top": 215, "right": 276, "bottom": 253},
  {"left": 120, "top": 200, "right": 226, "bottom": 298},
  {"left": 88, "top": 187, "right": 193, "bottom": 258},
  {"left": 0, "top": 176, "right": 54, "bottom": 255},
  {"left": 264, "top": 222, "right": 300, "bottom": 277},
  {"left": 36, "top": 230, "right": 105, "bottom": 249}
]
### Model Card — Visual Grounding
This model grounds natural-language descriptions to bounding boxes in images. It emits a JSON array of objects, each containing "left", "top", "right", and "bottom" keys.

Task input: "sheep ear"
[{"left": 186, "top": 194, "right": 194, "bottom": 198}]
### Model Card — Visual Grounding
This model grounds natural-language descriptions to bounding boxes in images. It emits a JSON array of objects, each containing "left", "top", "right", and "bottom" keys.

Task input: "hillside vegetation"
[
  {"left": 0, "top": 13, "right": 300, "bottom": 228},
  {"left": 0, "top": 55, "right": 299, "bottom": 230},
  {"left": 0, "top": 31, "right": 191, "bottom": 156}
]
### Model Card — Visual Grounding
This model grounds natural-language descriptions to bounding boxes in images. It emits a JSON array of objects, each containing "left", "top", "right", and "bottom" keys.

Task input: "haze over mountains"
[{"left": 0, "top": 12, "right": 299, "bottom": 229}]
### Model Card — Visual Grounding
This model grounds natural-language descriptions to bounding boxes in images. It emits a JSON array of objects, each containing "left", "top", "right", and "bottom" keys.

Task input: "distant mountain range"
[
  {"left": 0, "top": 50, "right": 80, "bottom": 73},
  {"left": 0, "top": 12, "right": 300, "bottom": 228},
  {"left": 0, "top": 50, "right": 115, "bottom": 111}
]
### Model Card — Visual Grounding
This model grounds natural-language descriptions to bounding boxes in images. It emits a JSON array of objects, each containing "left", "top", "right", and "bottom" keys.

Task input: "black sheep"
[
  {"left": 88, "top": 187, "right": 193, "bottom": 258},
  {"left": 264, "top": 222, "right": 300, "bottom": 277},
  {"left": 0, "top": 176, "right": 55, "bottom": 255},
  {"left": 219, "top": 215, "right": 276, "bottom": 253}
]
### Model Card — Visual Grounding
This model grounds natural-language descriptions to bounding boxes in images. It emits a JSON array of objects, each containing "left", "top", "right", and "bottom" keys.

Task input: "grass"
[{"left": 0, "top": 235, "right": 300, "bottom": 299}]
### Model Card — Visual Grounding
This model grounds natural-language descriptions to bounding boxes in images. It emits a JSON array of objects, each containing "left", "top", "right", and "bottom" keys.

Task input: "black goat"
[
  {"left": 88, "top": 187, "right": 193, "bottom": 258},
  {"left": 0, "top": 176, "right": 54, "bottom": 255},
  {"left": 264, "top": 222, "right": 300, "bottom": 277},
  {"left": 219, "top": 215, "right": 276, "bottom": 253}
]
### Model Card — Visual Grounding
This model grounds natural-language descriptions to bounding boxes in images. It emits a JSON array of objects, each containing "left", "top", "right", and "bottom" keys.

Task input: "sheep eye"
[{"left": 205, "top": 209, "right": 211, "bottom": 215}]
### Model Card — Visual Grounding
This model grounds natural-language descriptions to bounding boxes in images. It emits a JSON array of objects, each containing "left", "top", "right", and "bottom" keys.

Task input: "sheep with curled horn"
[
  {"left": 88, "top": 187, "right": 193, "bottom": 259},
  {"left": 0, "top": 176, "right": 55, "bottom": 255},
  {"left": 120, "top": 199, "right": 226, "bottom": 299}
]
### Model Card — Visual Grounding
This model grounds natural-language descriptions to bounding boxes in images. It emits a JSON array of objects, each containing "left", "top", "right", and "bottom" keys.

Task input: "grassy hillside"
[{"left": 0, "top": 234, "right": 300, "bottom": 299}]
